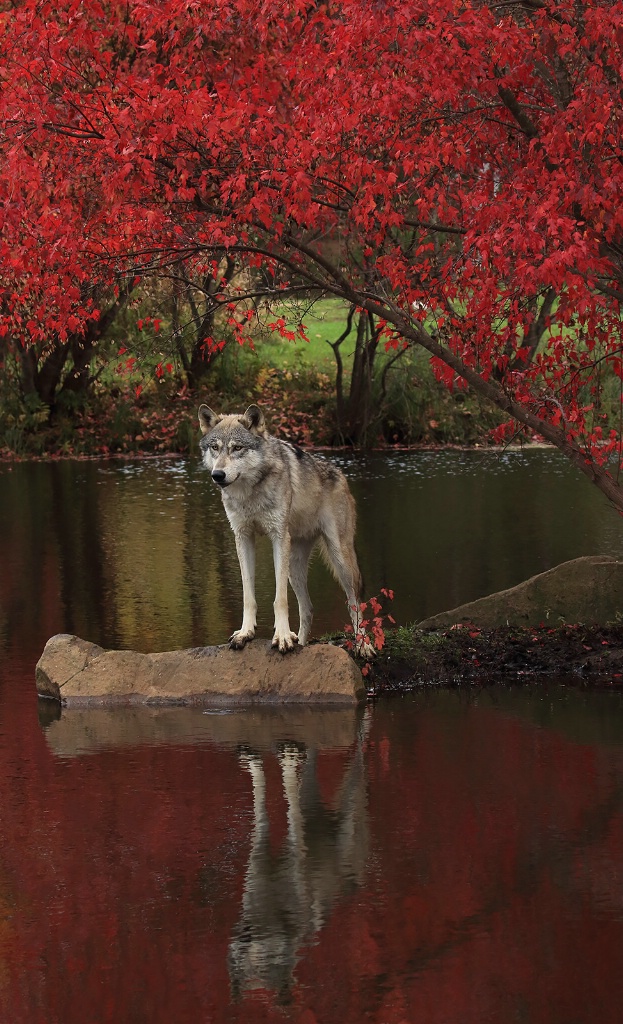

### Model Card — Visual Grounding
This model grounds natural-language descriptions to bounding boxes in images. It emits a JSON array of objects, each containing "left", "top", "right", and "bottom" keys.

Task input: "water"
[
  {"left": 1, "top": 448, "right": 622, "bottom": 654},
  {"left": 2, "top": 449, "right": 623, "bottom": 1022},
  {"left": 3, "top": 687, "right": 623, "bottom": 1023}
]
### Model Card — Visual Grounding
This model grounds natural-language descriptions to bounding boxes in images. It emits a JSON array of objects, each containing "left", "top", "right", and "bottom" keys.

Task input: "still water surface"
[
  {"left": 2, "top": 447, "right": 623, "bottom": 652},
  {"left": 2, "top": 449, "right": 623, "bottom": 1022}
]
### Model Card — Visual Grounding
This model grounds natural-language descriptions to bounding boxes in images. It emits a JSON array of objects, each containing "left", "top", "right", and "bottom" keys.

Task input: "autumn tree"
[
  {"left": 2, "top": 0, "right": 623, "bottom": 505},
  {"left": 14, "top": 284, "right": 136, "bottom": 414}
]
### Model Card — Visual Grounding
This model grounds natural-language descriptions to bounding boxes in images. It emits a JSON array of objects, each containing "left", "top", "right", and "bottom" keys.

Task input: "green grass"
[
  {"left": 253, "top": 297, "right": 352, "bottom": 371},
  {"left": 196, "top": 296, "right": 508, "bottom": 445}
]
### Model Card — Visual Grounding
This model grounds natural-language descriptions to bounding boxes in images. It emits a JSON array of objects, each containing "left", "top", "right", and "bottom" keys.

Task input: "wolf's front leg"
[
  {"left": 289, "top": 537, "right": 315, "bottom": 647},
  {"left": 231, "top": 533, "right": 257, "bottom": 649},
  {"left": 270, "top": 532, "right": 298, "bottom": 653}
]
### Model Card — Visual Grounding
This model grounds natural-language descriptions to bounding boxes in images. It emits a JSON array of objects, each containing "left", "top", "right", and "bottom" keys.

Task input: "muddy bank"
[
  {"left": 364, "top": 555, "right": 623, "bottom": 693},
  {"left": 368, "top": 623, "right": 623, "bottom": 693}
]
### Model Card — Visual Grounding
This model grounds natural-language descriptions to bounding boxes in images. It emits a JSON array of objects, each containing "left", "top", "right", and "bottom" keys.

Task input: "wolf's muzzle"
[{"left": 211, "top": 470, "right": 228, "bottom": 486}]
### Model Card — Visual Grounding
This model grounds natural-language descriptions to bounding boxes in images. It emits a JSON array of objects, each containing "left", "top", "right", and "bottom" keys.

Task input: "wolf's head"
[{"left": 198, "top": 404, "right": 268, "bottom": 489}]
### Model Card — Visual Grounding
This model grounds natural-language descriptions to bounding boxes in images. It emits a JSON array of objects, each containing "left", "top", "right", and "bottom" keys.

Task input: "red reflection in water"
[{"left": 1, "top": 682, "right": 623, "bottom": 1024}]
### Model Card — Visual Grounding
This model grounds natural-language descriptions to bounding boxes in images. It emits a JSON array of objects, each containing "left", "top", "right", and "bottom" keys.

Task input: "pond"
[
  {"left": 2, "top": 449, "right": 623, "bottom": 1023},
  {"left": 2, "top": 447, "right": 623, "bottom": 653}
]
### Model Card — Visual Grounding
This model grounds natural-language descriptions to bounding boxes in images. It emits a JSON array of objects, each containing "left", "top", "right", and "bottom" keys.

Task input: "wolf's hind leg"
[
  {"left": 289, "top": 538, "right": 315, "bottom": 646},
  {"left": 321, "top": 523, "right": 360, "bottom": 615},
  {"left": 231, "top": 533, "right": 257, "bottom": 649},
  {"left": 321, "top": 523, "right": 375, "bottom": 659}
]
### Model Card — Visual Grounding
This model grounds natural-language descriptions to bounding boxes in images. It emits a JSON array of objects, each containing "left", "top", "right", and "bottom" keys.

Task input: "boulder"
[
  {"left": 417, "top": 555, "right": 623, "bottom": 630},
  {"left": 35, "top": 635, "right": 365, "bottom": 707}
]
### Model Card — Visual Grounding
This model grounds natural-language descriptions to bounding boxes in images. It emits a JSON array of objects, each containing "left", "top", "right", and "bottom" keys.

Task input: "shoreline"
[
  {"left": 0, "top": 440, "right": 556, "bottom": 464},
  {"left": 366, "top": 623, "right": 623, "bottom": 694}
]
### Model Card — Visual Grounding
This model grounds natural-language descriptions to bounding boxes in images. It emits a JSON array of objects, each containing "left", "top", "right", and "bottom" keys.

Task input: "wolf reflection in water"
[{"left": 228, "top": 730, "right": 369, "bottom": 1002}]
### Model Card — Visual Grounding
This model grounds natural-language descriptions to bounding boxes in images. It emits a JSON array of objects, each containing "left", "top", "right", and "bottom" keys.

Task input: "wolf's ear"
[
  {"left": 241, "top": 404, "right": 266, "bottom": 435},
  {"left": 198, "top": 405, "right": 220, "bottom": 434}
]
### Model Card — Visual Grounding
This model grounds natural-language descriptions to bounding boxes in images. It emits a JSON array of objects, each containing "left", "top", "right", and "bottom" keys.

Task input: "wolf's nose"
[{"left": 211, "top": 470, "right": 227, "bottom": 486}]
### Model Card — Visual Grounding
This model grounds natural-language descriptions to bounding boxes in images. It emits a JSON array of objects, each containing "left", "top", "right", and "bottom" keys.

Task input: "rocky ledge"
[{"left": 36, "top": 635, "right": 365, "bottom": 707}]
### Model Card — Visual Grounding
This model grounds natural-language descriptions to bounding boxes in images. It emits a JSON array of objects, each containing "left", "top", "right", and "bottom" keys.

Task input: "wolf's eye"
[
  {"left": 230, "top": 443, "right": 243, "bottom": 453},
  {"left": 209, "top": 442, "right": 219, "bottom": 452}
]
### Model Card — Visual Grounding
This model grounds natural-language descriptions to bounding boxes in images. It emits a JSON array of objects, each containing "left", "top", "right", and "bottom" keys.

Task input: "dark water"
[
  {"left": 1, "top": 448, "right": 623, "bottom": 653},
  {"left": 2, "top": 450, "right": 623, "bottom": 1022}
]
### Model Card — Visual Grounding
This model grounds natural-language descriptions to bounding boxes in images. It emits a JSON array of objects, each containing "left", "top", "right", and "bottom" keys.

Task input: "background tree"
[
  {"left": 326, "top": 305, "right": 408, "bottom": 446},
  {"left": 167, "top": 256, "right": 238, "bottom": 388},
  {"left": 2, "top": 0, "right": 623, "bottom": 505},
  {"left": 13, "top": 283, "right": 134, "bottom": 415}
]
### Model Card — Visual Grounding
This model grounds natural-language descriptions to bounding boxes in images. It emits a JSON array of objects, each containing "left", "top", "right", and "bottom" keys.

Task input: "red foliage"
[
  {"left": 343, "top": 590, "right": 395, "bottom": 669},
  {"left": 2, "top": 1, "right": 623, "bottom": 500}
]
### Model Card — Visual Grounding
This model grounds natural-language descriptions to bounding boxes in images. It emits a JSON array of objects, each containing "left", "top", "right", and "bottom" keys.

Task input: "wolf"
[{"left": 198, "top": 403, "right": 369, "bottom": 654}]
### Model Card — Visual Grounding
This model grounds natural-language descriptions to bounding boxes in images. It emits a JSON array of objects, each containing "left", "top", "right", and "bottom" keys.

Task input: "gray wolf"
[{"left": 198, "top": 403, "right": 369, "bottom": 653}]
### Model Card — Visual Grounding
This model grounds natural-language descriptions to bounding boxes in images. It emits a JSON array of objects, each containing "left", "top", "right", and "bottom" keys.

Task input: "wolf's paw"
[
  {"left": 271, "top": 630, "right": 299, "bottom": 653},
  {"left": 230, "top": 629, "right": 255, "bottom": 650}
]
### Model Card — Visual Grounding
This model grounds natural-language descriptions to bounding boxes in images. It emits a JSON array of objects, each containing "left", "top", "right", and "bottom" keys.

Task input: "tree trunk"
[
  {"left": 329, "top": 308, "right": 380, "bottom": 445},
  {"left": 35, "top": 342, "right": 70, "bottom": 410},
  {"left": 182, "top": 257, "right": 237, "bottom": 388}
]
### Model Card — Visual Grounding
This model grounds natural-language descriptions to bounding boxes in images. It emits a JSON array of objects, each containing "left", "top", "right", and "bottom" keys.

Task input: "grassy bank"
[
  {"left": 2, "top": 296, "right": 619, "bottom": 459},
  {"left": 0, "top": 299, "right": 507, "bottom": 458}
]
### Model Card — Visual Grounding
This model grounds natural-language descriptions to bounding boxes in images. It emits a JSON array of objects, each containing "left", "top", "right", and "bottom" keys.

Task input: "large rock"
[
  {"left": 36, "top": 635, "right": 365, "bottom": 706},
  {"left": 417, "top": 555, "right": 623, "bottom": 630}
]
